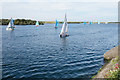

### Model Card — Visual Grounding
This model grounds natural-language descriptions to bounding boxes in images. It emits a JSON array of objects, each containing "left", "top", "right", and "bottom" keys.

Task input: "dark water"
[{"left": 2, "top": 23, "right": 118, "bottom": 79}]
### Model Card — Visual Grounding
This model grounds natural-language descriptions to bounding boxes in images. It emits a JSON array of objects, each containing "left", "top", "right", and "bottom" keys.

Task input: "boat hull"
[
  {"left": 6, "top": 27, "right": 14, "bottom": 31},
  {"left": 55, "top": 27, "right": 57, "bottom": 28},
  {"left": 60, "top": 34, "right": 69, "bottom": 38},
  {"left": 35, "top": 25, "right": 39, "bottom": 27}
]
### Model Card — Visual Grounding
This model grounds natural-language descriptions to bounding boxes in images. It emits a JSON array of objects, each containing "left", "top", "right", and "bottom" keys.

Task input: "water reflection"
[
  {"left": 8, "top": 30, "right": 15, "bottom": 40},
  {"left": 60, "top": 37, "right": 68, "bottom": 53}
]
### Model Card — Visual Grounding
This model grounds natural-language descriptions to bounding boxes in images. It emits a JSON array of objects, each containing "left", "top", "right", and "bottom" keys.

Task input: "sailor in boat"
[{"left": 60, "top": 32, "right": 69, "bottom": 38}]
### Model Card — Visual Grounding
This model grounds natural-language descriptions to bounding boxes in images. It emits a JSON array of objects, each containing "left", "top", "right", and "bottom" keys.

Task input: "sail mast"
[
  {"left": 65, "top": 16, "right": 68, "bottom": 33},
  {"left": 64, "top": 14, "right": 67, "bottom": 33}
]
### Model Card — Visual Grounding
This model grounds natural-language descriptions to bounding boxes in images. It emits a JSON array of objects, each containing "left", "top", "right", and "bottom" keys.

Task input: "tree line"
[{"left": 0, "top": 19, "right": 44, "bottom": 25}]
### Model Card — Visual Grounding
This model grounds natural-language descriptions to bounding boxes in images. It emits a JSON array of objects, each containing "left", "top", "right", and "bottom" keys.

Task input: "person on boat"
[
  {"left": 60, "top": 32, "right": 69, "bottom": 37},
  {"left": 65, "top": 33, "right": 69, "bottom": 37}
]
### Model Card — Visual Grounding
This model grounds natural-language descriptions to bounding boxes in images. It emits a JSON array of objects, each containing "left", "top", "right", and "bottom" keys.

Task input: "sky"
[{"left": 0, "top": 0, "right": 119, "bottom": 22}]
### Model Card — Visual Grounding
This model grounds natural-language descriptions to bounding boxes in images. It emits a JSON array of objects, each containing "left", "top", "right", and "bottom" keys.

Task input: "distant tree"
[{"left": 0, "top": 19, "right": 44, "bottom": 25}]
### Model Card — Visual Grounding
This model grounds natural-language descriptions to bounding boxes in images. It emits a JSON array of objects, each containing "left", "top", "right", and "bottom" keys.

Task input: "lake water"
[{"left": 1, "top": 23, "right": 118, "bottom": 79}]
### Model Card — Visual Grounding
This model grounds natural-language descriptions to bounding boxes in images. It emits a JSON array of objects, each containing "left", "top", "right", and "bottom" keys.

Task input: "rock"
[{"left": 103, "top": 45, "right": 119, "bottom": 60}]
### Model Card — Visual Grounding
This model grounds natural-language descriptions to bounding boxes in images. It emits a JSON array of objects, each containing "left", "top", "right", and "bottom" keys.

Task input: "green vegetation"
[
  {"left": 106, "top": 70, "right": 120, "bottom": 79},
  {"left": 104, "top": 64, "right": 119, "bottom": 79},
  {"left": 110, "top": 57, "right": 119, "bottom": 65},
  {"left": 92, "top": 57, "right": 120, "bottom": 79},
  {"left": 91, "top": 75, "right": 95, "bottom": 78},
  {"left": 0, "top": 19, "right": 44, "bottom": 25},
  {"left": 103, "top": 57, "right": 120, "bottom": 79},
  {"left": 97, "top": 68, "right": 102, "bottom": 73}
]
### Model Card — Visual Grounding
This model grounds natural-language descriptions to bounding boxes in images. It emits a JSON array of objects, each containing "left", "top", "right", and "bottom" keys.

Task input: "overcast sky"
[{"left": 0, "top": 0, "right": 119, "bottom": 22}]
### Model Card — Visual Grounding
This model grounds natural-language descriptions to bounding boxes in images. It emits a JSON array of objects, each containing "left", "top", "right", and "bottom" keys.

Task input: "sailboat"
[
  {"left": 35, "top": 20, "right": 39, "bottom": 26},
  {"left": 89, "top": 22, "right": 91, "bottom": 24},
  {"left": 6, "top": 18, "right": 15, "bottom": 30},
  {"left": 55, "top": 19, "right": 57, "bottom": 28},
  {"left": 60, "top": 14, "right": 68, "bottom": 38},
  {"left": 105, "top": 22, "right": 108, "bottom": 24},
  {"left": 84, "top": 22, "right": 86, "bottom": 25},
  {"left": 98, "top": 22, "right": 100, "bottom": 24}
]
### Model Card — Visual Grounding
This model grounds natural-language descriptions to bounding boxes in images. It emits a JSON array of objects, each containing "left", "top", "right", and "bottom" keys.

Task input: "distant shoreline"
[
  {"left": 45, "top": 21, "right": 120, "bottom": 24},
  {"left": 0, "top": 19, "right": 119, "bottom": 25},
  {"left": 0, "top": 19, "right": 44, "bottom": 25}
]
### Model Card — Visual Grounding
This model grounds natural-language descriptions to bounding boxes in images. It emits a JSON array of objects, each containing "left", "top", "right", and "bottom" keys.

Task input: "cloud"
[{"left": 1, "top": 2, "right": 118, "bottom": 22}]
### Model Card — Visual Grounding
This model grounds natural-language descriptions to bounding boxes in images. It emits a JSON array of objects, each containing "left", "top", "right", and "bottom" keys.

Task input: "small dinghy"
[
  {"left": 35, "top": 20, "right": 39, "bottom": 27},
  {"left": 60, "top": 14, "right": 69, "bottom": 38},
  {"left": 84, "top": 21, "right": 86, "bottom": 25},
  {"left": 98, "top": 22, "right": 100, "bottom": 24},
  {"left": 89, "top": 22, "right": 91, "bottom": 24},
  {"left": 105, "top": 22, "right": 108, "bottom": 24},
  {"left": 6, "top": 18, "right": 15, "bottom": 30},
  {"left": 55, "top": 19, "right": 57, "bottom": 28}
]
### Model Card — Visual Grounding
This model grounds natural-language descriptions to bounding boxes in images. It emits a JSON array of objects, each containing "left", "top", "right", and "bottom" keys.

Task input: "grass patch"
[
  {"left": 110, "top": 57, "right": 119, "bottom": 65},
  {"left": 104, "top": 56, "right": 120, "bottom": 79},
  {"left": 91, "top": 56, "right": 120, "bottom": 79},
  {"left": 91, "top": 75, "right": 95, "bottom": 79},
  {"left": 105, "top": 70, "right": 120, "bottom": 79}
]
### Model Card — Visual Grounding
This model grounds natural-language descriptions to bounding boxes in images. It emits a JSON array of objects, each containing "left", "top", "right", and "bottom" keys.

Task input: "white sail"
[
  {"left": 65, "top": 24, "right": 68, "bottom": 32},
  {"left": 60, "top": 14, "right": 68, "bottom": 37},
  {"left": 7, "top": 22, "right": 11, "bottom": 28},
  {"left": 105, "top": 22, "right": 108, "bottom": 24},
  {"left": 35, "top": 20, "right": 39, "bottom": 26},
  {"left": 60, "top": 22, "right": 65, "bottom": 34},
  {"left": 60, "top": 14, "right": 67, "bottom": 34},
  {"left": 6, "top": 18, "right": 15, "bottom": 30},
  {"left": 98, "top": 22, "right": 100, "bottom": 24}
]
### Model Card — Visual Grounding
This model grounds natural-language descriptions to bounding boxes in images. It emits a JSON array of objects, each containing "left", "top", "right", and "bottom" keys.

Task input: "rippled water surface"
[{"left": 2, "top": 23, "right": 118, "bottom": 79}]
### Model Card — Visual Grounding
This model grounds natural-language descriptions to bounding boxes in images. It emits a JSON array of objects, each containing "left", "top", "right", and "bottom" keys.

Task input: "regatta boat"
[
  {"left": 6, "top": 18, "right": 15, "bottom": 30},
  {"left": 60, "top": 14, "right": 68, "bottom": 38},
  {"left": 89, "top": 22, "right": 91, "bottom": 24},
  {"left": 35, "top": 20, "right": 39, "bottom": 26},
  {"left": 105, "top": 22, "right": 108, "bottom": 24},
  {"left": 55, "top": 19, "right": 57, "bottom": 28},
  {"left": 98, "top": 22, "right": 100, "bottom": 24},
  {"left": 84, "top": 22, "right": 86, "bottom": 25}
]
